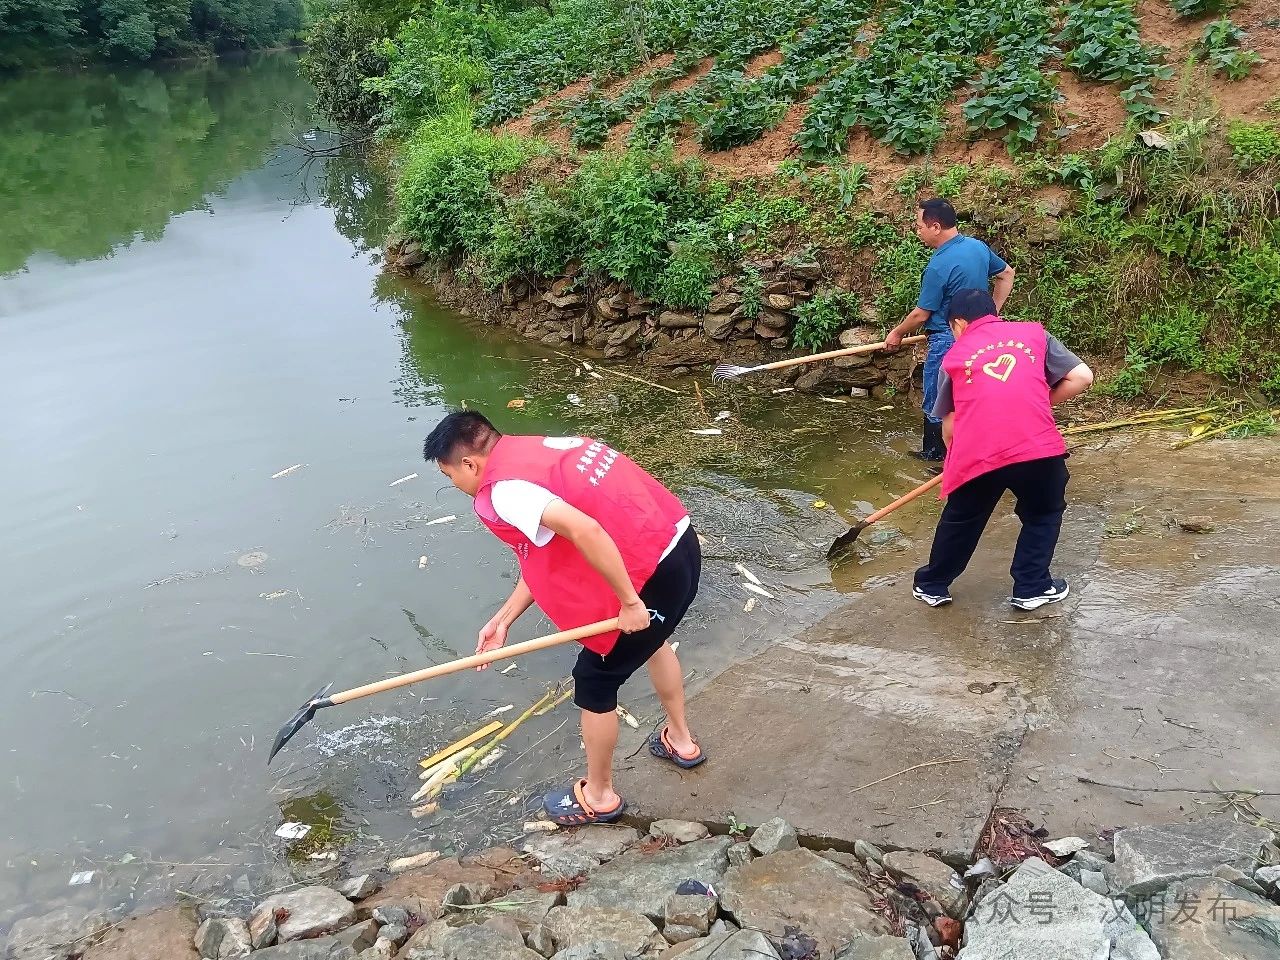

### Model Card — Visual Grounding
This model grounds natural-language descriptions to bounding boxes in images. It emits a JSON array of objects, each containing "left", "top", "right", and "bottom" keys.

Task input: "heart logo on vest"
[{"left": 981, "top": 353, "right": 1018, "bottom": 382}]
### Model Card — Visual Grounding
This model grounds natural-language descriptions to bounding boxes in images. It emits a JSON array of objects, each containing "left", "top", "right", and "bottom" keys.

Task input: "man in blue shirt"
[{"left": 885, "top": 198, "right": 1016, "bottom": 462}]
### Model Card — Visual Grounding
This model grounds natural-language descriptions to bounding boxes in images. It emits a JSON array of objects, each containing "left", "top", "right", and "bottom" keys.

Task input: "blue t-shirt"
[{"left": 917, "top": 235, "right": 1009, "bottom": 333}]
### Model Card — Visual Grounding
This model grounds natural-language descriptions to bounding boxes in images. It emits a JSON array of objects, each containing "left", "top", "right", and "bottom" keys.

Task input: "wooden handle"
[
  {"left": 863, "top": 473, "right": 945, "bottom": 526},
  {"left": 755, "top": 335, "right": 927, "bottom": 374},
  {"left": 329, "top": 618, "right": 620, "bottom": 706}
]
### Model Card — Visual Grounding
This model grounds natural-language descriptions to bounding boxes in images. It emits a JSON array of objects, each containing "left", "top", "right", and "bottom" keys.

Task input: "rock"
[
  {"left": 678, "top": 930, "right": 780, "bottom": 960},
  {"left": 250, "top": 937, "right": 359, "bottom": 959},
  {"left": 1113, "top": 819, "right": 1272, "bottom": 896},
  {"left": 359, "top": 856, "right": 518, "bottom": 923},
  {"left": 543, "top": 906, "right": 666, "bottom": 958},
  {"left": 665, "top": 894, "right": 716, "bottom": 934},
  {"left": 527, "top": 922, "right": 558, "bottom": 958},
  {"left": 80, "top": 908, "right": 200, "bottom": 960},
  {"left": 820, "top": 850, "right": 862, "bottom": 873},
  {"left": 371, "top": 905, "right": 409, "bottom": 927},
  {"left": 832, "top": 351, "right": 872, "bottom": 368},
  {"left": 481, "top": 917, "right": 526, "bottom": 945},
  {"left": 727, "top": 843, "right": 755, "bottom": 867},
  {"left": 651, "top": 820, "right": 711, "bottom": 844},
  {"left": 755, "top": 308, "right": 791, "bottom": 330},
  {"left": 1256, "top": 864, "right": 1280, "bottom": 891},
  {"left": 833, "top": 934, "right": 914, "bottom": 959},
  {"left": 523, "top": 825, "right": 640, "bottom": 877},
  {"left": 1214, "top": 863, "right": 1266, "bottom": 896},
  {"left": 249, "top": 905, "right": 278, "bottom": 949},
  {"left": 251, "top": 887, "right": 357, "bottom": 944},
  {"left": 660, "top": 925, "right": 702, "bottom": 944},
  {"left": 961, "top": 858, "right": 1157, "bottom": 960},
  {"left": 764, "top": 293, "right": 794, "bottom": 311},
  {"left": 380, "top": 924, "right": 409, "bottom": 947},
  {"left": 658, "top": 310, "right": 700, "bottom": 329},
  {"left": 1078, "top": 869, "right": 1109, "bottom": 896},
  {"left": 854, "top": 841, "right": 886, "bottom": 866},
  {"left": 568, "top": 837, "right": 732, "bottom": 923},
  {"left": 1178, "top": 515, "right": 1215, "bottom": 533},
  {"left": 398, "top": 242, "right": 427, "bottom": 269},
  {"left": 443, "top": 881, "right": 497, "bottom": 909},
  {"left": 721, "top": 848, "right": 888, "bottom": 955},
  {"left": 881, "top": 851, "right": 968, "bottom": 921},
  {"left": 551, "top": 944, "right": 627, "bottom": 960},
  {"left": 1146, "top": 876, "right": 1280, "bottom": 958},
  {"left": 789, "top": 261, "right": 823, "bottom": 280},
  {"left": 544, "top": 292, "right": 585, "bottom": 310},
  {"left": 794, "top": 368, "right": 829, "bottom": 393},
  {"left": 336, "top": 875, "right": 381, "bottom": 901},
  {"left": 472, "top": 891, "right": 566, "bottom": 930},
  {"left": 440, "top": 924, "right": 544, "bottom": 960},
  {"left": 356, "top": 941, "right": 395, "bottom": 960},
  {"left": 332, "top": 921, "right": 380, "bottom": 953},
  {"left": 195, "top": 917, "right": 252, "bottom": 959},
  {"left": 748, "top": 818, "right": 799, "bottom": 857},
  {"left": 5, "top": 905, "right": 110, "bottom": 960},
  {"left": 606, "top": 321, "right": 643, "bottom": 349},
  {"left": 702, "top": 312, "right": 736, "bottom": 339},
  {"left": 838, "top": 326, "right": 879, "bottom": 349},
  {"left": 596, "top": 298, "right": 626, "bottom": 321},
  {"left": 708, "top": 292, "right": 742, "bottom": 312}
]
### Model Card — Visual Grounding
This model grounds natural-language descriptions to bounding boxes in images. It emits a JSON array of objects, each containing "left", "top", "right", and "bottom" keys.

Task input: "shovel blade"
[
  {"left": 268, "top": 684, "right": 335, "bottom": 763},
  {"left": 826, "top": 522, "right": 868, "bottom": 560}
]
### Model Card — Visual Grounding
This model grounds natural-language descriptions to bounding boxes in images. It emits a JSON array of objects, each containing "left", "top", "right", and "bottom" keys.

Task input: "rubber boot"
[{"left": 911, "top": 418, "right": 946, "bottom": 463}]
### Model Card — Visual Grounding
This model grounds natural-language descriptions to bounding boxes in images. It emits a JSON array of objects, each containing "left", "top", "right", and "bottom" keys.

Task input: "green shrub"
[
  {"left": 1128, "top": 304, "right": 1207, "bottom": 367},
  {"left": 1196, "top": 17, "right": 1261, "bottom": 79},
  {"left": 655, "top": 222, "right": 719, "bottom": 308},
  {"left": 793, "top": 288, "right": 858, "bottom": 350},
  {"left": 1225, "top": 241, "right": 1280, "bottom": 323},
  {"left": 1101, "top": 349, "right": 1153, "bottom": 398},
  {"left": 933, "top": 164, "right": 971, "bottom": 198},
  {"left": 739, "top": 264, "right": 764, "bottom": 318},
  {"left": 1170, "top": 0, "right": 1233, "bottom": 17},
  {"left": 1226, "top": 120, "right": 1280, "bottom": 169},
  {"left": 301, "top": 4, "right": 389, "bottom": 126},
  {"left": 871, "top": 233, "right": 931, "bottom": 326},
  {"left": 394, "top": 109, "right": 541, "bottom": 257}
]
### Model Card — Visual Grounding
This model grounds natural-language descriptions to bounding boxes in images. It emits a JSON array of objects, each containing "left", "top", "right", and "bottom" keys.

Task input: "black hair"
[
  {"left": 422, "top": 410, "right": 502, "bottom": 463},
  {"left": 948, "top": 288, "right": 997, "bottom": 322},
  {"left": 919, "top": 197, "right": 958, "bottom": 229}
]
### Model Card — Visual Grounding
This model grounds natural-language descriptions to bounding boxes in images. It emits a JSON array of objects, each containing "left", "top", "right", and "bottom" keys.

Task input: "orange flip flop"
[
  {"left": 648, "top": 727, "right": 706, "bottom": 769},
  {"left": 544, "top": 778, "right": 627, "bottom": 825}
]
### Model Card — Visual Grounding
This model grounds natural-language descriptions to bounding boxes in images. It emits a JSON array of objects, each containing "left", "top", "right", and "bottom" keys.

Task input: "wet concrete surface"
[{"left": 625, "top": 434, "right": 1280, "bottom": 859}]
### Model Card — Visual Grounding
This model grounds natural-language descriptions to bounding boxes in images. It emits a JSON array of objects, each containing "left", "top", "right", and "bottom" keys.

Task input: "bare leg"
[
  {"left": 646, "top": 642, "right": 697, "bottom": 756},
  {"left": 580, "top": 708, "right": 622, "bottom": 811}
]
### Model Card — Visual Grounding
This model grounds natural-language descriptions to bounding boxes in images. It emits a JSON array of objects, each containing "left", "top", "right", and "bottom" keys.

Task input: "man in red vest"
[
  {"left": 423, "top": 411, "right": 705, "bottom": 825},
  {"left": 913, "top": 289, "right": 1094, "bottom": 611}
]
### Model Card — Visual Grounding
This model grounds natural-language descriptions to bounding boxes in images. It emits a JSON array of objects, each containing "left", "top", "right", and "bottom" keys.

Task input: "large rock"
[
  {"left": 1145, "top": 877, "right": 1280, "bottom": 959},
  {"left": 5, "top": 905, "right": 109, "bottom": 960},
  {"left": 522, "top": 825, "right": 640, "bottom": 877},
  {"left": 251, "top": 888, "right": 356, "bottom": 944},
  {"left": 470, "top": 891, "right": 565, "bottom": 929},
  {"left": 959, "top": 858, "right": 1157, "bottom": 960},
  {"left": 1113, "top": 819, "right": 1274, "bottom": 896},
  {"left": 79, "top": 908, "right": 200, "bottom": 960},
  {"left": 440, "top": 924, "right": 545, "bottom": 960},
  {"left": 542, "top": 906, "right": 666, "bottom": 958},
  {"left": 335, "top": 875, "right": 380, "bottom": 901},
  {"left": 195, "top": 917, "right": 252, "bottom": 958},
  {"left": 651, "top": 820, "right": 710, "bottom": 844},
  {"left": 720, "top": 848, "right": 888, "bottom": 955},
  {"left": 881, "top": 851, "right": 968, "bottom": 920},
  {"left": 568, "top": 837, "right": 732, "bottom": 923},
  {"left": 748, "top": 818, "right": 798, "bottom": 857},
  {"left": 833, "top": 934, "right": 914, "bottom": 959},
  {"left": 658, "top": 310, "right": 700, "bottom": 329},
  {"left": 702, "top": 312, "right": 736, "bottom": 340},
  {"left": 551, "top": 944, "right": 627, "bottom": 960},
  {"left": 359, "top": 855, "right": 518, "bottom": 922},
  {"left": 838, "top": 325, "right": 879, "bottom": 348},
  {"left": 665, "top": 894, "right": 716, "bottom": 933},
  {"left": 250, "top": 936, "right": 358, "bottom": 960},
  {"left": 677, "top": 930, "right": 780, "bottom": 960}
]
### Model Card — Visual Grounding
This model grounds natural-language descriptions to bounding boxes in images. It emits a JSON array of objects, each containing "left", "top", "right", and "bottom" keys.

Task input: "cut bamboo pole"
[{"left": 418, "top": 720, "right": 503, "bottom": 772}]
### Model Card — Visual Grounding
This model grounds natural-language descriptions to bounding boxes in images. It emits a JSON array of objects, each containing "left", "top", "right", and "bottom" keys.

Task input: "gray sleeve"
[
  {"left": 931, "top": 367, "right": 955, "bottom": 419},
  {"left": 1044, "top": 335, "right": 1083, "bottom": 385}
]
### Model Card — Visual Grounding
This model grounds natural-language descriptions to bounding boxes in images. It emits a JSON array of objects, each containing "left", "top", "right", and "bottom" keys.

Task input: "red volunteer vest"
[
  {"left": 474, "top": 435, "right": 688, "bottom": 656},
  {"left": 940, "top": 315, "right": 1067, "bottom": 496}
]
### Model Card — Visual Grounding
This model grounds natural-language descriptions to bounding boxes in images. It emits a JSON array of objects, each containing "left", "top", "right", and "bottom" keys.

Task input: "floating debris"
[
  {"left": 389, "top": 473, "right": 418, "bottom": 486},
  {"left": 734, "top": 563, "right": 763, "bottom": 586},
  {"left": 714, "top": 410, "right": 732, "bottom": 421},
  {"left": 499, "top": 664, "right": 518, "bottom": 675},
  {"left": 237, "top": 552, "right": 268, "bottom": 568},
  {"left": 410, "top": 802, "right": 439, "bottom": 820},
  {"left": 425, "top": 516, "right": 456, "bottom": 526},
  {"left": 68, "top": 871, "right": 94, "bottom": 886},
  {"left": 772, "top": 388, "right": 795, "bottom": 394},
  {"left": 419, "top": 720, "right": 504, "bottom": 772},
  {"left": 506, "top": 399, "right": 527, "bottom": 409},
  {"left": 418, "top": 556, "right": 428, "bottom": 569},
  {"left": 742, "top": 582, "right": 776, "bottom": 600},
  {"left": 813, "top": 500, "right": 827, "bottom": 509},
  {"left": 567, "top": 394, "right": 583, "bottom": 406},
  {"left": 389, "top": 851, "right": 441, "bottom": 872},
  {"left": 616, "top": 705, "right": 640, "bottom": 729},
  {"left": 689, "top": 428, "right": 722, "bottom": 436},
  {"left": 275, "top": 822, "right": 311, "bottom": 840},
  {"left": 744, "top": 597, "right": 757, "bottom": 613},
  {"left": 485, "top": 704, "right": 516, "bottom": 719},
  {"left": 259, "top": 590, "right": 291, "bottom": 600},
  {"left": 271, "top": 464, "right": 305, "bottom": 479},
  {"left": 524, "top": 820, "right": 559, "bottom": 833}
]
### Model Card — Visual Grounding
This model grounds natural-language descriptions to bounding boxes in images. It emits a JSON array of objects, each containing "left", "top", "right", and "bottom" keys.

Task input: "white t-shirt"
[{"left": 490, "top": 478, "right": 689, "bottom": 560}]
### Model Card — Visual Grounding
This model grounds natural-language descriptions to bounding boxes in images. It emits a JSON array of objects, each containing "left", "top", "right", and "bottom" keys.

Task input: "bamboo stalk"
[
  {"left": 459, "top": 688, "right": 558, "bottom": 776},
  {"left": 596, "top": 365, "right": 682, "bottom": 395},
  {"left": 1172, "top": 411, "right": 1275, "bottom": 449},
  {"left": 418, "top": 720, "right": 503, "bottom": 772}
]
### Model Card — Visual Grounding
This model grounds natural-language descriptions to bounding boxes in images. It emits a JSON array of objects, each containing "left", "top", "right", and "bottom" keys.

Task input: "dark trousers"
[{"left": 914, "top": 455, "right": 1068, "bottom": 597}]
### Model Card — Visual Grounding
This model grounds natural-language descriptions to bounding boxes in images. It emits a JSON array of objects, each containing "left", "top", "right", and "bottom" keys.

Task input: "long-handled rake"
[
  {"left": 712, "top": 335, "right": 926, "bottom": 382},
  {"left": 267, "top": 617, "right": 619, "bottom": 762}
]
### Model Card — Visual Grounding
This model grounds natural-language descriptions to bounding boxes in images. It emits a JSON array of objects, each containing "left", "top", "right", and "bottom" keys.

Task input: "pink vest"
[
  {"left": 474, "top": 435, "right": 688, "bottom": 655},
  {"left": 941, "top": 315, "right": 1066, "bottom": 496}
]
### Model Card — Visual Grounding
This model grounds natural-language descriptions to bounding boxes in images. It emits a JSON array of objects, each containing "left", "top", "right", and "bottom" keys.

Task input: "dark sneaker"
[
  {"left": 912, "top": 585, "right": 953, "bottom": 607},
  {"left": 1010, "top": 578, "right": 1070, "bottom": 611}
]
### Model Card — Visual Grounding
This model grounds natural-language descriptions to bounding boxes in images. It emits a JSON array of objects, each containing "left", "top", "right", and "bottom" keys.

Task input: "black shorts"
[{"left": 572, "top": 526, "right": 701, "bottom": 714}]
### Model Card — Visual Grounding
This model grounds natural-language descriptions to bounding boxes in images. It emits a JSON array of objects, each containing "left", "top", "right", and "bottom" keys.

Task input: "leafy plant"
[
  {"left": 933, "top": 164, "right": 971, "bottom": 198},
  {"left": 1102, "top": 349, "right": 1154, "bottom": 398},
  {"left": 738, "top": 264, "right": 764, "bottom": 318},
  {"left": 963, "top": 61, "right": 1060, "bottom": 148},
  {"left": 1059, "top": 0, "right": 1173, "bottom": 125},
  {"left": 1196, "top": 18, "right": 1261, "bottom": 79},
  {"left": 793, "top": 288, "right": 858, "bottom": 350},
  {"left": 655, "top": 222, "right": 719, "bottom": 308},
  {"left": 1169, "top": 0, "right": 1233, "bottom": 17},
  {"left": 1128, "top": 304, "right": 1207, "bottom": 366},
  {"left": 1226, "top": 120, "right": 1280, "bottom": 169}
]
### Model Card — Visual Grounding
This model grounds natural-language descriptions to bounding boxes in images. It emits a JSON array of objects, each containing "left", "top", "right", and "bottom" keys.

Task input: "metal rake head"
[{"left": 712, "top": 363, "right": 756, "bottom": 382}]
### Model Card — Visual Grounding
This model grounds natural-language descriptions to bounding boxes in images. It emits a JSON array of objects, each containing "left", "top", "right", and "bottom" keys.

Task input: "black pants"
[
  {"left": 572, "top": 526, "right": 701, "bottom": 714},
  {"left": 914, "top": 455, "right": 1068, "bottom": 597}
]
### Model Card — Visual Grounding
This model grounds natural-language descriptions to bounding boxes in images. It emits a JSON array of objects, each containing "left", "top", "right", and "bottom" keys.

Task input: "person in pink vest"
[
  {"left": 912, "top": 289, "right": 1094, "bottom": 611},
  {"left": 422, "top": 411, "right": 704, "bottom": 825}
]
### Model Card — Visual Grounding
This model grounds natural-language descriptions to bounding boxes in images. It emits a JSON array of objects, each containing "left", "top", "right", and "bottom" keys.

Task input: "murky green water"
[{"left": 0, "top": 53, "right": 939, "bottom": 924}]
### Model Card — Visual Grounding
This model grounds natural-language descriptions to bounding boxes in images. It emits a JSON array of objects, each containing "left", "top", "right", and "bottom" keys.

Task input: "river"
[{"left": 0, "top": 52, "right": 931, "bottom": 923}]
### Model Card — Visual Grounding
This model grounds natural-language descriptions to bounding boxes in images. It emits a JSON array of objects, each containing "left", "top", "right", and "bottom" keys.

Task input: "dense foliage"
[{"left": 0, "top": 0, "right": 302, "bottom": 67}]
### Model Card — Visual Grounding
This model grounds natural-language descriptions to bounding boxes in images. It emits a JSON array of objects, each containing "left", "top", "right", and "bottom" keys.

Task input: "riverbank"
[{"left": 12, "top": 806, "right": 1280, "bottom": 959}]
